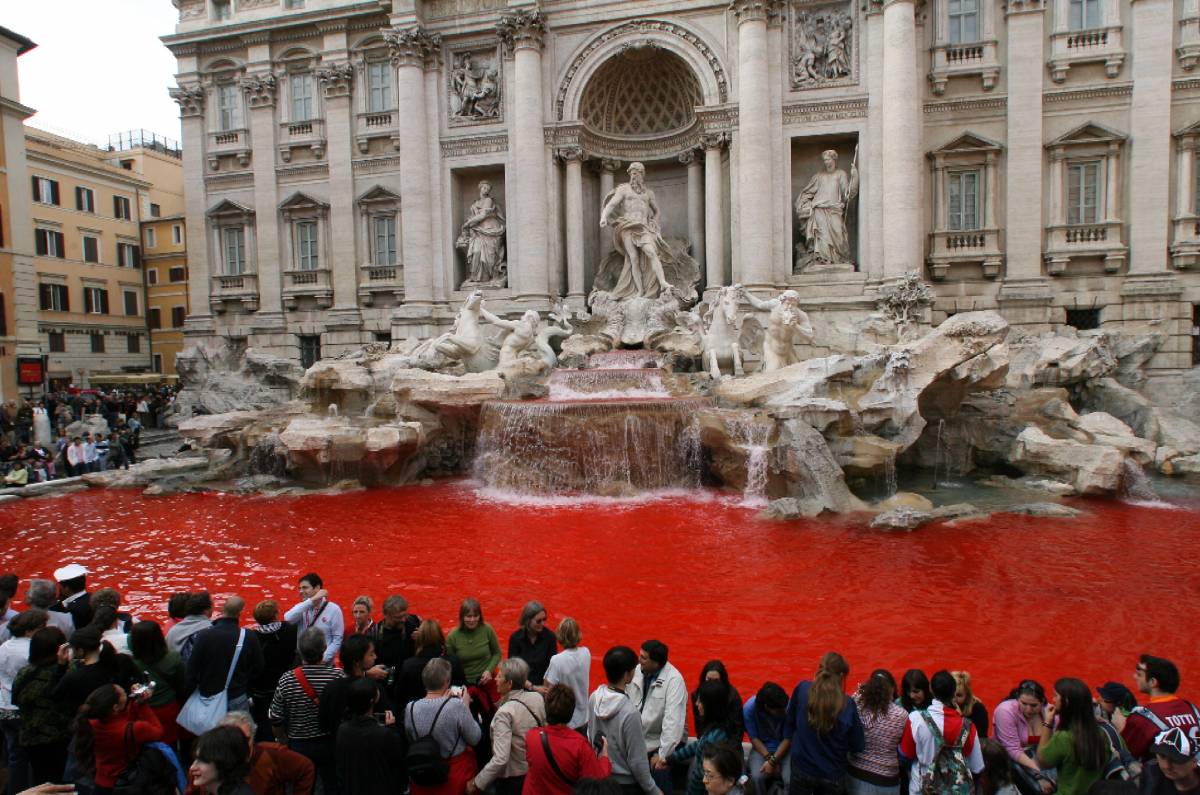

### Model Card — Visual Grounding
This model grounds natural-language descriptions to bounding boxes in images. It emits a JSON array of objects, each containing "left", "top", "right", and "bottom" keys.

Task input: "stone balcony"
[
  {"left": 357, "top": 264, "right": 404, "bottom": 306},
  {"left": 355, "top": 111, "right": 400, "bottom": 154},
  {"left": 928, "top": 40, "right": 1001, "bottom": 94},
  {"left": 1170, "top": 216, "right": 1200, "bottom": 270},
  {"left": 1044, "top": 220, "right": 1127, "bottom": 274},
  {"left": 278, "top": 118, "right": 326, "bottom": 162},
  {"left": 282, "top": 268, "right": 333, "bottom": 309},
  {"left": 926, "top": 228, "right": 1003, "bottom": 280},
  {"left": 206, "top": 128, "right": 250, "bottom": 170},
  {"left": 210, "top": 273, "right": 259, "bottom": 313},
  {"left": 1048, "top": 26, "right": 1125, "bottom": 82}
]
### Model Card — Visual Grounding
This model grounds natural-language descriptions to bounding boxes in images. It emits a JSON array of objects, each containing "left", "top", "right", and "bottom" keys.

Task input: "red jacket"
[
  {"left": 524, "top": 725, "right": 613, "bottom": 795},
  {"left": 89, "top": 700, "right": 163, "bottom": 788}
]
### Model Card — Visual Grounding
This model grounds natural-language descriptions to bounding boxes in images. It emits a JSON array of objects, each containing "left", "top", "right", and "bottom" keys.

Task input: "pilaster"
[
  {"left": 702, "top": 133, "right": 728, "bottom": 292},
  {"left": 880, "top": 0, "right": 922, "bottom": 281},
  {"left": 1127, "top": 0, "right": 1173, "bottom": 275},
  {"left": 318, "top": 62, "right": 360, "bottom": 320},
  {"left": 244, "top": 71, "right": 283, "bottom": 319},
  {"left": 171, "top": 84, "right": 215, "bottom": 333},
  {"left": 731, "top": 0, "right": 776, "bottom": 286}
]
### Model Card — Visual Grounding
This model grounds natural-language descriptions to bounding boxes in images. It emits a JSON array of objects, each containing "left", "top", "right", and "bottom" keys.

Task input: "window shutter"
[
  {"left": 31, "top": 176, "right": 38, "bottom": 201},
  {"left": 35, "top": 230, "right": 47, "bottom": 256},
  {"left": 132, "top": 246, "right": 141, "bottom": 267},
  {"left": 101, "top": 290, "right": 110, "bottom": 314},
  {"left": 55, "top": 232, "right": 64, "bottom": 257},
  {"left": 84, "top": 288, "right": 93, "bottom": 314},
  {"left": 0, "top": 294, "right": 6, "bottom": 336},
  {"left": 39, "top": 284, "right": 51, "bottom": 310},
  {"left": 50, "top": 181, "right": 59, "bottom": 205},
  {"left": 113, "top": 196, "right": 120, "bottom": 217}
]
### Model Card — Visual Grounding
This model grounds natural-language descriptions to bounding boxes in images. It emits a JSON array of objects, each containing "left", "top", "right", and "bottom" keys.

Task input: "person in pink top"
[{"left": 993, "top": 680, "right": 1054, "bottom": 795}]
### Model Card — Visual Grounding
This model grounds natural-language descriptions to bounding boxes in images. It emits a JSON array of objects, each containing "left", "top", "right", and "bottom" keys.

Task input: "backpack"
[
  {"left": 178, "top": 632, "right": 199, "bottom": 667},
  {"left": 113, "top": 725, "right": 187, "bottom": 795},
  {"left": 406, "top": 696, "right": 454, "bottom": 787},
  {"left": 919, "top": 710, "right": 974, "bottom": 795}
]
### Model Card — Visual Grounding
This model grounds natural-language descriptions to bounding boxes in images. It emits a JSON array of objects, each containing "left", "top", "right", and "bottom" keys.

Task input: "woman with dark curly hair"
[
  {"left": 849, "top": 670, "right": 908, "bottom": 795},
  {"left": 190, "top": 724, "right": 255, "bottom": 794}
]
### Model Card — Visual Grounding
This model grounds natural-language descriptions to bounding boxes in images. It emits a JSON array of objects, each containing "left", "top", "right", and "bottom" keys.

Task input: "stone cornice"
[
  {"left": 1042, "top": 82, "right": 1132, "bottom": 104},
  {"left": 782, "top": 96, "right": 868, "bottom": 123},
  {"left": 496, "top": 9, "right": 546, "bottom": 55},
  {"left": 696, "top": 103, "right": 739, "bottom": 133},
  {"left": 923, "top": 95, "right": 1007, "bottom": 114},
  {"left": 440, "top": 132, "right": 509, "bottom": 158},
  {"left": 385, "top": 26, "right": 441, "bottom": 69},
  {"left": 162, "top": 1, "right": 383, "bottom": 49},
  {"left": 1173, "top": 77, "right": 1200, "bottom": 90},
  {"left": 316, "top": 62, "right": 354, "bottom": 98}
]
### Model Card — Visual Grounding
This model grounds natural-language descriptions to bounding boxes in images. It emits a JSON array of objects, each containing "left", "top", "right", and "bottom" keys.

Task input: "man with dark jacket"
[
  {"left": 186, "top": 596, "right": 264, "bottom": 713},
  {"left": 370, "top": 594, "right": 420, "bottom": 698},
  {"left": 50, "top": 563, "right": 92, "bottom": 629},
  {"left": 335, "top": 678, "right": 404, "bottom": 795}
]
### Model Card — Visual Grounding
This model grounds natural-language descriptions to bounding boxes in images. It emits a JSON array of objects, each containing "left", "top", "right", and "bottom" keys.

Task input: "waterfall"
[
  {"left": 586, "top": 350, "right": 663, "bottom": 369},
  {"left": 248, "top": 431, "right": 288, "bottom": 478},
  {"left": 1121, "top": 458, "right": 1159, "bottom": 503},
  {"left": 474, "top": 398, "right": 706, "bottom": 496},
  {"left": 547, "top": 368, "right": 668, "bottom": 401},
  {"left": 883, "top": 451, "right": 898, "bottom": 498},
  {"left": 327, "top": 403, "right": 339, "bottom": 418},
  {"left": 743, "top": 445, "right": 769, "bottom": 504},
  {"left": 932, "top": 418, "right": 946, "bottom": 489}
]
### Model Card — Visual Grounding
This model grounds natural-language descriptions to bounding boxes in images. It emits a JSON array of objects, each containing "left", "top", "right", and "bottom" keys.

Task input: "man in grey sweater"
[{"left": 588, "top": 646, "right": 662, "bottom": 795}]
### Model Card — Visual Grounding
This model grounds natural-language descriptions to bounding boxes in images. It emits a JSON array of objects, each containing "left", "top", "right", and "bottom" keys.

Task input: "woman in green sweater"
[
  {"left": 1037, "top": 677, "right": 1113, "bottom": 795},
  {"left": 446, "top": 597, "right": 502, "bottom": 686}
]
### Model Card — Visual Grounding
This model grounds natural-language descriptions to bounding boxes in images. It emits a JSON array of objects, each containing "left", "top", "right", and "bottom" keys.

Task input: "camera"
[
  {"left": 129, "top": 683, "right": 151, "bottom": 699},
  {"left": 449, "top": 686, "right": 464, "bottom": 697}
]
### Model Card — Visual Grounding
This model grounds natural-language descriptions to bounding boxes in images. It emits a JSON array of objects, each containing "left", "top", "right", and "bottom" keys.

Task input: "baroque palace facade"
[{"left": 166, "top": 0, "right": 1200, "bottom": 376}]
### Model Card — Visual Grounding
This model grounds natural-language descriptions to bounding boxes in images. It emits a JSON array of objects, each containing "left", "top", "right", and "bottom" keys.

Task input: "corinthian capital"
[
  {"left": 240, "top": 73, "right": 278, "bottom": 108},
  {"left": 316, "top": 62, "right": 355, "bottom": 98},
  {"left": 169, "top": 84, "right": 206, "bottom": 117},
  {"left": 496, "top": 9, "right": 546, "bottom": 55},
  {"left": 385, "top": 26, "right": 441, "bottom": 69}
]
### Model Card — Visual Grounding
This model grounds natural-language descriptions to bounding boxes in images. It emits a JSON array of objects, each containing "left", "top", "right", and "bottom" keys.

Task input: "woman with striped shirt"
[{"left": 848, "top": 670, "right": 909, "bottom": 795}]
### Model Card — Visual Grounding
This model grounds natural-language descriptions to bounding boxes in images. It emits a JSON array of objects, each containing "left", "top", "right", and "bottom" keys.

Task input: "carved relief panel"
[
  {"left": 447, "top": 42, "right": 502, "bottom": 126},
  {"left": 788, "top": 0, "right": 858, "bottom": 90}
]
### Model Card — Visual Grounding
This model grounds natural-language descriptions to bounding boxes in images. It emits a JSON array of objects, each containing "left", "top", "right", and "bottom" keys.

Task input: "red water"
[{"left": 2, "top": 481, "right": 1198, "bottom": 711}]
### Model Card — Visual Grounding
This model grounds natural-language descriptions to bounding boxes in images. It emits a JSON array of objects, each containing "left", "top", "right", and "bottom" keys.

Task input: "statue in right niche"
[
  {"left": 458, "top": 179, "right": 507, "bottom": 289},
  {"left": 794, "top": 146, "right": 859, "bottom": 272}
]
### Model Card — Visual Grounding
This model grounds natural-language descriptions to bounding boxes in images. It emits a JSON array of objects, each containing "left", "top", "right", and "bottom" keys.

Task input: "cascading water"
[
  {"left": 587, "top": 349, "right": 663, "bottom": 370},
  {"left": 1121, "top": 458, "right": 1159, "bottom": 503},
  {"left": 474, "top": 356, "right": 707, "bottom": 496},
  {"left": 722, "top": 413, "right": 772, "bottom": 505}
]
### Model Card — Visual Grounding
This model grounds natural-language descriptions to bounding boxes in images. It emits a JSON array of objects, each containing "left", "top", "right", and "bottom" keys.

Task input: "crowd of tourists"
[
  {"left": 0, "top": 385, "right": 177, "bottom": 486},
  {"left": 0, "top": 564, "right": 1194, "bottom": 795}
]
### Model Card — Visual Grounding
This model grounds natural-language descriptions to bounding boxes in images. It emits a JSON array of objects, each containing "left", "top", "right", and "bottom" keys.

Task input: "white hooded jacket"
[{"left": 625, "top": 660, "right": 688, "bottom": 757}]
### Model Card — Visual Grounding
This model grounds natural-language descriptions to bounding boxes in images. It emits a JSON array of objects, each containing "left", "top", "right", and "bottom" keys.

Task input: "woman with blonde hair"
[
  {"left": 952, "top": 671, "right": 990, "bottom": 738},
  {"left": 543, "top": 617, "right": 590, "bottom": 732},
  {"left": 784, "top": 651, "right": 866, "bottom": 795}
]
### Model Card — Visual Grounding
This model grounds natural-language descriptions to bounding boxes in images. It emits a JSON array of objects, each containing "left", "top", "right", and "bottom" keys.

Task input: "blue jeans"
[
  {"left": 749, "top": 747, "right": 791, "bottom": 795},
  {"left": 2, "top": 717, "right": 30, "bottom": 794}
]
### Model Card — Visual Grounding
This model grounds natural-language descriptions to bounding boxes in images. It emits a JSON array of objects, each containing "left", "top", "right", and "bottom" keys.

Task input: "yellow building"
[
  {"left": 0, "top": 26, "right": 40, "bottom": 402},
  {"left": 27, "top": 129, "right": 154, "bottom": 388},
  {"left": 142, "top": 214, "right": 188, "bottom": 374}
]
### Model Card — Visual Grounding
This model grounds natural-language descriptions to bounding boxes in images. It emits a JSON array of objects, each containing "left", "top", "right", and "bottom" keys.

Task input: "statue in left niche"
[
  {"left": 450, "top": 53, "right": 500, "bottom": 120},
  {"left": 458, "top": 180, "right": 507, "bottom": 289}
]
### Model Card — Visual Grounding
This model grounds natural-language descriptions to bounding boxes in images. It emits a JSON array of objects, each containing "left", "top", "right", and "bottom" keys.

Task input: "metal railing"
[{"left": 107, "top": 130, "right": 182, "bottom": 158}]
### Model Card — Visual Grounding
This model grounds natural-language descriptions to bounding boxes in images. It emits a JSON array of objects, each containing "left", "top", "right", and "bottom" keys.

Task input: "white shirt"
[
  {"left": 284, "top": 598, "right": 344, "bottom": 664},
  {"left": 83, "top": 442, "right": 98, "bottom": 464},
  {"left": 102, "top": 627, "right": 130, "bottom": 655},
  {"left": 545, "top": 646, "right": 591, "bottom": 729},
  {"left": 0, "top": 637, "right": 31, "bottom": 712}
]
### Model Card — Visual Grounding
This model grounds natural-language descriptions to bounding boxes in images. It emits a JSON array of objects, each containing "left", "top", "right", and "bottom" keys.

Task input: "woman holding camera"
[{"left": 74, "top": 682, "right": 163, "bottom": 794}]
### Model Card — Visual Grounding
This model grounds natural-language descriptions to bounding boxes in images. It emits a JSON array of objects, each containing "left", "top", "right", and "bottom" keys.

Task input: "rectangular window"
[
  {"left": 32, "top": 176, "right": 59, "bottom": 205},
  {"left": 296, "top": 221, "right": 319, "bottom": 270},
  {"left": 947, "top": 170, "right": 981, "bottom": 231},
  {"left": 373, "top": 215, "right": 397, "bottom": 265},
  {"left": 117, "top": 242, "right": 141, "bottom": 268},
  {"left": 90, "top": 333, "right": 105, "bottom": 353},
  {"left": 173, "top": 224, "right": 183, "bottom": 244},
  {"left": 222, "top": 227, "right": 246, "bottom": 275},
  {"left": 123, "top": 290, "right": 139, "bottom": 316},
  {"left": 374, "top": 331, "right": 391, "bottom": 344},
  {"left": 1065, "top": 308, "right": 1101, "bottom": 330},
  {"left": 84, "top": 286, "right": 110, "bottom": 315},
  {"left": 148, "top": 307, "right": 162, "bottom": 329},
  {"left": 1067, "top": 160, "right": 1102, "bottom": 225},
  {"left": 299, "top": 334, "right": 322, "bottom": 369},
  {"left": 367, "top": 62, "right": 393, "bottom": 113},
  {"left": 39, "top": 283, "right": 70, "bottom": 312},
  {"left": 147, "top": 269, "right": 159, "bottom": 285},
  {"left": 0, "top": 294, "right": 5, "bottom": 336},
  {"left": 153, "top": 353, "right": 163, "bottom": 373},
  {"left": 145, "top": 228, "right": 157, "bottom": 249},
  {"left": 35, "top": 229, "right": 65, "bottom": 258},
  {"left": 150, "top": 203, "right": 161, "bottom": 218},
  {"left": 126, "top": 334, "right": 140, "bottom": 353},
  {"left": 217, "top": 83, "right": 241, "bottom": 131},
  {"left": 82, "top": 235, "right": 100, "bottom": 263},
  {"left": 171, "top": 306, "right": 187, "bottom": 327},
  {"left": 113, "top": 195, "right": 132, "bottom": 220},
  {"left": 48, "top": 331, "right": 65, "bottom": 353},
  {"left": 75, "top": 187, "right": 95, "bottom": 213},
  {"left": 169, "top": 266, "right": 187, "bottom": 282},
  {"left": 948, "top": 0, "right": 979, "bottom": 43},
  {"left": 1069, "top": 0, "right": 1103, "bottom": 29},
  {"left": 291, "top": 73, "right": 315, "bottom": 121},
  {"left": 213, "top": 0, "right": 231, "bottom": 20}
]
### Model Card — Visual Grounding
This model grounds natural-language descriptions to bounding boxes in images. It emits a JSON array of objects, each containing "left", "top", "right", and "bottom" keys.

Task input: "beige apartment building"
[
  {"left": 142, "top": 213, "right": 190, "bottom": 374},
  {"left": 0, "top": 26, "right": 39, "bottom": 403}
]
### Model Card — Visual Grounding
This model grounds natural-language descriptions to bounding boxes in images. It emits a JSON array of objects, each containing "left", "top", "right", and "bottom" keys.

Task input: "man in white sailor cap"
[{"left": 50, "top": 563, "right": 92, "bottom": 628}]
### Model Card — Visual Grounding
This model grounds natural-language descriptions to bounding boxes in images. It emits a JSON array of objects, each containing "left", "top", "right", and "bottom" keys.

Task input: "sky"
[{"left": 6, "top": 0, "right": 182, "bottom": 147}]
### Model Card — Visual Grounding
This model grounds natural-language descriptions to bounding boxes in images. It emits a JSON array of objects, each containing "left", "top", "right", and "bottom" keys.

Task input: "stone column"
[
  {"left": 242, "top": 73, "right": 284, "bottom": 317},
  {"left": 682, "top": 150, "right": 705, "bottom": 274},
  {"left": 880, "top": 0, "right": 922, "bottom": 280},
  {"left": 598, "top": 159, "right": 620, "bottom": 258},
  {"left": 1128, "top": 0, "right": 1172, "bottom": 276},
  {"left": 1050, "top": 150, "right": 1066, "bottom": 225},
  {"left": 1105, "top": 142, "right": 1121, "bottom": 224},
  {"left": 560, "top": 147, "right": 586, "bottom": 302},
  {"left": 932, "top": 155, "right": 946, "bottom": 231},
  {"left": 1002, "top": 0, "right": 1048, "bottom": 282},
  {"left": 702, "top": 133, "right": 727, "bottom": 290},
  {"left": 385, "top": 27, "right": 438, "bottom": 308},
  {"left": 984, "top": 152, "right": 997, "bottom": 228},
  {"left": 498, "top": 10, "right": 550, "bottom": 302},
  {"left": 731, "top": 0, "right": 774, "bottom": 286},
  {"left": 1176, "top": 137, "right": 1196, "bottom": 218},
  {"left": 170, "top": 85, "right": 213, "bottom": 332},
  {"left": 317, "top": 62, "right": 359, "bottom": 316}
]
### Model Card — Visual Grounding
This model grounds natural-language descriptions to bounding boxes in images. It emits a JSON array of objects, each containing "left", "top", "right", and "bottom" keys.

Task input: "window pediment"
[
  {"left": 207, "top": 198, "right": 255, "bottom": 220},
  {"left": 1048, "top": 122, "right": 1126, "bottom": 149},
  {"left": 930, "top": 132, "right": 1003, "bottom": 156},
  {"left": 278, "top": 191, "right": 329, "bottom": 212},
  {"left": 357, "top": 185, "right": 401, "bottom": 208}
]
